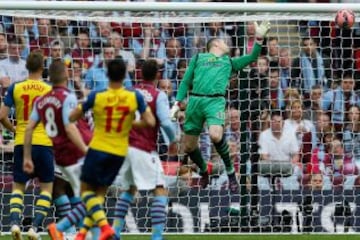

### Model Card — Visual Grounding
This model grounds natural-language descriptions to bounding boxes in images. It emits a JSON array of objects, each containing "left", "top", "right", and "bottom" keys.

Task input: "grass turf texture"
[{"left": 0, "top": 235, "right": 360, "bottom": 240}]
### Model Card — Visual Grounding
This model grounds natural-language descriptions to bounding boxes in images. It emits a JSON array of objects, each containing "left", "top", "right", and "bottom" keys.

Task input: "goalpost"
[{"left": 0, "top": 1, "right": 359, "bottom": 235}]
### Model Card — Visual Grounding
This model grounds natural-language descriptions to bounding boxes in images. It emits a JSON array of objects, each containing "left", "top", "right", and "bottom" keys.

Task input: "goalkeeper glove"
[
  {"left": 170, "top": 101, "right": 181, "bottom": 121},
  {"left": 255, "top": 20, "right": 271, "bottom": 44}
]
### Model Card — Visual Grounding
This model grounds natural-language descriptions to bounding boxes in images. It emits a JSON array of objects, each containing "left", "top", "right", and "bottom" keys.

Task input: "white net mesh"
[{"left": 0, "top": 4, "right": 360, "bottom": 234}]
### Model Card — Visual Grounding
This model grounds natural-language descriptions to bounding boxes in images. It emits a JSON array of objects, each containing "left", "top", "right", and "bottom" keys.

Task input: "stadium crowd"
[{"left": 0, "top": 14, "right": 359, "bottom": 199}]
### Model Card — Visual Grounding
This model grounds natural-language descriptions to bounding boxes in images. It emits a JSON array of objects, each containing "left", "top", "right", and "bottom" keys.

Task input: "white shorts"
[
  {"left": 114, "top": 147, "right": 166, "bottom": 191},
  {"left": 54, "top": 157, "right": 84, "bottom": 197}
]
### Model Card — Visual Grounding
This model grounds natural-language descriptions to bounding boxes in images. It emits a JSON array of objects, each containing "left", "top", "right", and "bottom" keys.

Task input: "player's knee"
[
  {"left": 184, "top": 143, "right": 196, "bottom": 153},
  {"left": 209, "top": 132, "right": 222, "bottom": 143}
]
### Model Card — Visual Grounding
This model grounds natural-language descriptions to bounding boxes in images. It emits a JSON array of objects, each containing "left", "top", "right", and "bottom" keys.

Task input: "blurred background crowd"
[{"left": 0, "top": 1, "right": 358, "bottom": 208}]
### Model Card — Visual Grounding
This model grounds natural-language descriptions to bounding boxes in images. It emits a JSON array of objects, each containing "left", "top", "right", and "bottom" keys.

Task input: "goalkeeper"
[{"left": 171, "top": 21, "right": 271, "bottom": 193}]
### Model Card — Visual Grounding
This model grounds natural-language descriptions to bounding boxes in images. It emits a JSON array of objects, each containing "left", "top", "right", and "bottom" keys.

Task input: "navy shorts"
[
  {"left": 13, "top": 145, "right": 54, "bottom": 183},
  {"left": 81, "top": 148, "right": 125, "bottom": 186}
]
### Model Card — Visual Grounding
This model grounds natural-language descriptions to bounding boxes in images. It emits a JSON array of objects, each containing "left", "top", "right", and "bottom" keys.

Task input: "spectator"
[
  {"left": 158, "top": 79, "right": 176, "bottom": 107},
  {"left": 225, "top": 108, "right": 241, "bottom": 143},
  {"left": 30, "top": 18, "right": 53, "bottom": 58},
  {"left": 109, "top": 31, "right": 136, "bottom": 75},
  {"left": 66, "top": 59, "right": 84, "bottom": 99},
  {"left": 321, "top": 73, "right": 360, "bottom": 132},
  {"left": 10, "top": 16, "right": 37, "bottom": 59},
  {"left": 162, "top": 38, "right": 183, "bottom": 92},
  {"left": 236, "top": 21, "right": 257, "bottom": 61},
  {"left": 175, "top": 58, "right": 188, "bottom": 91},
  {"left": 132, "top": 23, "right": 166, "bottom": 61},
  {"left": 343, "top": 105, "right": 360, "bottom": 169},
  {"left": 284, "top": 99, "right": 316, "bottom": 150},
  {"left": 291, "top": 37, "right": 331, "bottom": 97},
  {"left": 324, "top": 139, "right": 359, "bottom": 189},
  {"left": 306, "top": 127, "right": 334, "bottom": 175},
  {"left": 194, "top": 21, "right": 232, "bottom": 54},
  {"left": 227, "top": 73, "right": 241, "bottom": 108},
  {"left": 278, "top": 47, "right": 292, "bottom": 90},
  {"left": 303, "top": 84, "right": 322, "bottom": 123},
  {"left": 302, "top": 113, "right": 332, "bottom": 165},
  {"left": 0, "top": 33, "right": 8, "bottom": 60},
  {"left": 0, "top": 36, "right": 28, "bottom": 90},
  {"left": 84, "top": 44, "right": 132, "bottom": 93},
  {"left": 161, "top": 22, "right": 190, "bottom": 58},
  {"left": 249, "top": 56, "right": 269, "bottom": 98},
  {"left": 51, "top": 19, "right": 75, "bottom": 55},
  {"left": 268, "top": 68, "right": 285, "bottom": 109},
  {"left": 228, "top": 138, "right": 240, "bottom": 176},
  {"left": 43, "top": 39, "right": 66, "bottom": 78},
  {"left": 91, "top": 21, "right": 112, "bottom": 55},
  {"left": 283, "top": 88, "right": 301, "bottom": 118},
  {"left": 71, "top": 28, "right": 94, "bottom": 70},
  {"left": 267, "top": 36, "right": 279, "bottom": 66},
  {"left": 249, "top": 57, "right": 270, "bottom": 120},
  {"left": 258, "top": 110, "right": 300, "bottom": 187},
  {"left": 309, "top": 173, "right": 324, "bottom": 191}
]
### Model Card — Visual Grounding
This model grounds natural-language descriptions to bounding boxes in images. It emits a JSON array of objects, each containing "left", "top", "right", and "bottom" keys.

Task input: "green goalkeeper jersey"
[{"left": 176, "top": 42, "right": 262, "bottom": 102}]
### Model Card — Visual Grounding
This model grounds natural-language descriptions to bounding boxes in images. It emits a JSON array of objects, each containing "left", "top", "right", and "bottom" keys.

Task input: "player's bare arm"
[
  {"left": 23, "top": 119, "right": 39, "bottom": 174},
  {"left": 0, "top": 104, "right": 16, "bottom": 133},
  {"left": 69, "top": 106, "right": 83, "bottom": 123},
  {"left": 65, "top": 123, "right": 88, "bottom": 154},
  {"left": 133, "top": 107, "right": 156, "bottom": 128}
]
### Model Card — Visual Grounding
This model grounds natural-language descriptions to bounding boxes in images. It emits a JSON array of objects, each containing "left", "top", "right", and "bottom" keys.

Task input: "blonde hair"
[
  {"left": 284, "top": 88, "right": 301, "bottom": 103},
  {"left": 289, "top": 99, "right": 303, "bottom": 109}
]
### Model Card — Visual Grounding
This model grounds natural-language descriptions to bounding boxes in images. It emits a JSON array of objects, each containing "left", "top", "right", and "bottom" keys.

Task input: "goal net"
[{"left": 0, "top": 1, "right": 360, "bottom": 234}]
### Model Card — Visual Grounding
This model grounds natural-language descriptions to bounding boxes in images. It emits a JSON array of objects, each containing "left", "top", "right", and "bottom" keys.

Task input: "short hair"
[
  {"left": 77, "top": 28, "right": 89, "bottom": 37},
  {"left": 206, "top": 38, "right": 218, "bottom": 52},
  {"left": 270, "top": 109, "right": 283, "bottom": 120},
  {"left": 268, "top": 36, "right": 278, "bottom": 42},
  {"left": 8, "top": 36, "right": 22, "bottom": 45},
  {"left": 311, "top": 84, "right": 322, "bottom": 90},
  {"left": 289, "top": 99, "right": 303, "bottom": 108},
  {"left": 302, "top": 37, "right": 317, "bottom": 45},
  {"left": 26, "top": 51, "right": 44, "bottom": 73},
  {"left": 50, "top": 39, "right": 64, "bottom": 49},
  {"left": 269, "top": 67, "right": 279, "bottom": 74},
  {"left": 49, "top": 59, "right": 67, "bottom": 85},
  {"left": 342, "top": 71, "right": 354, "bottom": 80},
  {"left": 142, "top": 59, "right": 158, "bottom": 82},
  {"left": 107, "top": 58, "right": 126, "bottom": 82},
  {"left": 279, "top": 47, "right": 290, "bottom": 55}
]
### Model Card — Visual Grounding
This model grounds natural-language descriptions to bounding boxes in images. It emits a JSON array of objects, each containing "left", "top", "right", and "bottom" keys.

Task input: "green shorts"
[{"left": 183, "top": 96, "right": 226, "bottom": 135}]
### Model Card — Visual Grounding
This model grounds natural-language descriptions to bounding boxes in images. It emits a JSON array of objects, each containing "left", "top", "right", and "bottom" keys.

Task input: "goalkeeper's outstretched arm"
[{"left": 231, "top": 21, "right": 271, "bottom": 71}]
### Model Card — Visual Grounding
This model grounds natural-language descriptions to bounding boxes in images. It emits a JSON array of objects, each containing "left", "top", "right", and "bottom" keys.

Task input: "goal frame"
[{"left": 0, "top": 1, "right": 359, "bottom": 13}]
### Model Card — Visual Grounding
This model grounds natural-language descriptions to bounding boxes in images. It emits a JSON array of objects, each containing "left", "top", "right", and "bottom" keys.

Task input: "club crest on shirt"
[{"left": 137, "top": 89, "right": 153, "bottom": 103}]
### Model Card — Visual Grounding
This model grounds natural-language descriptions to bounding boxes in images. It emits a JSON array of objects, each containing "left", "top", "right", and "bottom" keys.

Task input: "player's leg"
[
  {"left": 183, "top": 98, "right": 209, "bottom": 187},
  {"left": 78, "top": 149, "right": 124, "bottom": 240},
  {"left": 10, "top": 183, "right": 26, "bottom": 240},
  {"left": 205, "top": 98, "right": 238, "bottom": 193},
  {"left": 49, "top": 176, "right": 73, "bottom": 237},
  {"left": 10, "top": 146, "right": 28, "bottom": 240},
  {"left": 127, "top": 148, "right": 168, "bottom": 240},
  {"left": 112, "top": 154, "right": 136, "bottom": 239},
  {"left": 55, "top": 161, "right": 87, "bottom": 232},
  {"left": 112, "top": 186, "right": 136, "bottom": 240},
  {"left": 48, "top": 167, "right": 85, "bottom": 240},
  {"left": 28, "top": 146, "right": 55, "bottom": 240},
  {"left": 151, "top": 186, "right": 168, "bottom": 240}
]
